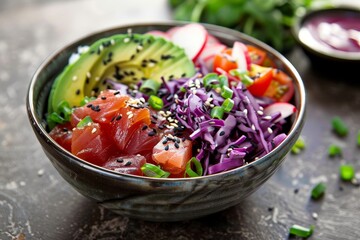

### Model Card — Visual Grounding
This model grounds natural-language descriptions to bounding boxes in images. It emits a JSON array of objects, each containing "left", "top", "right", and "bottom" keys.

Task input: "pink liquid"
[{"left": 302, "top": 10, "right": 360, "bottom": 53}]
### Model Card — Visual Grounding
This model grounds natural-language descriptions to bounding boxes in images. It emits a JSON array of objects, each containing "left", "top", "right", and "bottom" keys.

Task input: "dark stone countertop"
[{"left": 0, "top": 0, "right": 359, "bottom": 239}]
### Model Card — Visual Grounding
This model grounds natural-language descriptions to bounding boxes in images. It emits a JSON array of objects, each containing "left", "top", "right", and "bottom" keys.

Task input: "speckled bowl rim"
[
  {"left": 27, "top": 21, "right": 306, "bottom": 182},
  {"left": 292, "top": 6, "right": 360, "bottom": 61}
]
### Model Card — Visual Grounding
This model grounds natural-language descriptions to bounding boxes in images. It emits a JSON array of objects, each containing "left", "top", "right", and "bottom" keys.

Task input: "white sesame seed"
[
  {"left": 312, "top": 212, "right": 318, "bottom": 220},
  {"left": 170, "top": 122, "right": 178, "bottom": 127},
  {"left": 95, "top": 76, "right": 100, "bottom": 81},
  {"left": 87, "top": 122, "right": 92, "bottom": 126},
  {"left": 91, "top": 128, "right": 97, "bottom": 134},
  {"left": 243, "top": 109, "right": 248, "bottom": 115},
  {"left": 139, "top": 97, "right": 145, "bottom": 103},
  {"left": 86, "top": 72, "right": 91, "bottom": 78},
  {"left": 99, "top": 45, "right": 104, "bottom": 52},
  {"left": 263, "top": 115, "right": 272, "bottom": 120},
  {"left": 251, "top": 124, "right": 256, "bottom": 131},
  {"left": 72, "top": 76, "right": 78, "bottom": 81},
  {"left": 259, "top": 106, "right": 264, "bottom": 111},
  {"left": 128, "top": 113, "right": 134, "bottom": 119},
  {"left": 126, "top": 111, "right": 132, "bottom": 115},
  {"left": 209, "top": 104, "right": 215, "bottom": 108},
  {"left": 148, "top": 62, "right": 155, "bottom": 68},
  {"left": 268, "top": 127, "right": 273, "bottom": 134},
  {"left": 257, "top": 110, "right": 264, "bottom": 115},
  {"left": 137, "top": 45, "right": 143, "bottom": 51}
]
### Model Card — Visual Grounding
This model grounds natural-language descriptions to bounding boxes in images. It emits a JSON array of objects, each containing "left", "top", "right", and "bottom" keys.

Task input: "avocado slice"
[{"left": 49, "top": 33, "right": 195, "bottom": 114}]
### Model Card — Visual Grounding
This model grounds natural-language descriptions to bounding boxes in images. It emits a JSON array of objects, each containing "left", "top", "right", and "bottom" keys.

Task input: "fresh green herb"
[
  {"left": 331, "top": 116, "right": 348, "bottom": 137},
  {"left": 340, "top": 164, "right": 355, "bottom": 181},
  {"left": 211, "top": 106, "right": 224, "bottom": 119},
  {"left": 57, "top": 100, "right": 72, "bottom": 121},
  {"left": 328, "top": 144, "right": 342, "bottom": 157},
  {"left": 220, "top": 85, "right": 233, "bottom": 99},
  {"left": 148, "top": 95, "right": 164, "bottom": 110},
  {"left": 222, "top": 98, "right": 234, "bottom": 113},
  {"left": 291, "top": 137, "right": 305, "bottom": 154},
  {"left": 185, "top": 157, "right": 203, "bottom": 177},
  {"left": 169, "top": 0, "right": 314, "bottom": 52},
  {"left": 80, "top": 96, "right": 96, "bottom": 106},
  {"left": 289, "top": 224, "right": 314, "bottom": 238},
  {"left": 229, "top": 69, "right": 253, "bottom": 86},
  {"left": 76, "top": 116, "right": 93, "bottom": 128},
  {"left": 311, "top": 182, "right": 326, "bottom": 200},
  {"left": 141, "top": 163, "right": 170, "bottom": 178},
  {"left": 139, "top": 79, "right": 161, "bottom": 96}
]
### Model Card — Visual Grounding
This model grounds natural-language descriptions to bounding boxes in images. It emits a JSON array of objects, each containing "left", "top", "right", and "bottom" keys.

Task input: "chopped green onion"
[
  {"left": 203, "top": 73, "right": 219, "bottom": 87},
  {"left": 148, "top": 95, "right": 164, "bottom": 110},
  {"left": 222, "top": 98, "right": 234, "bottom": 113},
  {"left": 218, "top": 75, "right": 228, "bottom": 87},
  {"left": 229, "top": 69, "right": 253, "bottom": 86},
  {"left": 220, "top": 85, "right": 233, "bottom": 99},
  {"left": 57, "top": 100, "right": 72, "bottom": 122},
  {"left": 340, "top": 164, "right": 355, "bottom": 181},
  {"left": 311, "top": 182, "right": 326, "bottom": 200},
  {"left": 139, "top": 79, "right": 161, "bottom": 95},
  {"left": 357, "top": 130, "right": 360, "bottom": 147},
  {"left": 291, "top": 137, "right": 305, "bottom": 154},
  {"left": 328, "top": 144, "right": 342, "bottom": 157},
  {"left": 211, "top": 106, "right": 224, "bottom": 119},
  {"left": 180, "top": 86, "right": 186, "bottom": 92},
  {"left": 185, "top": 157, "right": 203, "bottom": 177},
  {"left": 77, "top": 116, "right": 93, "bottom": 128},
  {"left": 80, "top": 96, "right": 96, "bottom": 106},
  {"left": 289, "top": 224, "right": 314, "bottom": 238},
  {"left": 332, "top": 116, "right": 348, "bottom": 137},
  {"left": 47, "top": 112, "right": 65, "bottom": 125},
  {"left": 141, "top": 163, "right": 170, "bottom": 178}
]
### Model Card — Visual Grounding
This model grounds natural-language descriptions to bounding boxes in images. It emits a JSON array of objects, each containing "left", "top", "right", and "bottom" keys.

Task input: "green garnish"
[
  {"left": 222, "top": 98, "right": 234, "bottom": 113},
  {"left": 229, "top": 69, "right": 253, "bottom": 86},
  {"left": 220, "top": 85, "right": 233, "bottom": 99},
  {"left": 218, "top": 75, "right": 228, "bottom": 87},
  {"left": 203, "top": 73, "right": 219, "bottom": 87},
  {"left": 291, "top": 137, "right": 305, "bottom": 154},
  {"left": 77, "top": 116, "right": 93, "bottom": 128},
  {"left": 185, "top": 157, "right": 203, "bottom": 177},
  {"left": 139, "top": 79, "right": 161, "bottom": 96},
  {"left": 148, "top": 95, "right": 164, "bottom": 110},
  {"left": 311, "top": 182, "right": 326, "bottom": 200},
  {"left": 47, "top": 112, "right": 66, "bottom": 129},
  {"left": 340, "top": 164, "right": 355, "bottom": 181},
  {"left": 289, "top": 224, "right": 314, "bottom": 238},
  {"left": 328, "top": 144, "right": 342, "bottom": 157},
  {"left": 332, "top": 117, "right": 348, "bottom": 137},
  {"left": 80, "top": 96, "right": 96, "bottom": 106},
  {"left": 57, "top": 100, "right": 72, "bottom": 121},
  {"left": 141, "top": 163, "right": 170, "bottom": 178},
  {"left": 211, "top": 106, "right": 224, "bottom": 119}
]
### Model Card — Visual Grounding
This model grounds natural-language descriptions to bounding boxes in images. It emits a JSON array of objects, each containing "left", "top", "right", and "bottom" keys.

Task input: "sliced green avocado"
[{"left": 49, "top": 33, "right": 195, "bottom": 114}]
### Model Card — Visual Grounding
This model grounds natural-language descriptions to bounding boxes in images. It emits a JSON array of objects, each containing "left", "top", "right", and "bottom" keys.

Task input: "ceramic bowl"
[
  {"left": 292, "top": 6, "right": 360, "bottom": 75},
  {"left": 26, "top": 22, "right": 306, "bottom": 222}
]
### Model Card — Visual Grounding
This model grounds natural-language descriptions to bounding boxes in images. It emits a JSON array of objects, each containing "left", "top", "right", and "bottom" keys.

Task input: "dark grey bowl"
[
  {"left": 26, "top": 22, "right": 306, "bottom": 222},
  {"left": 292, "top": 6, "right": 360, "bottom": 77}
]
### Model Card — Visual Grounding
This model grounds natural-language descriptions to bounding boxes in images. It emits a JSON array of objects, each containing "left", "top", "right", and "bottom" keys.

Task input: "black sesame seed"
[
  {"left": 116, "top": 158, "right": 124, "bottom": 163},
  {"left": 130, "top": 54, "right": 135, "bottom": 60},
  {"left": 101, "top": 96, "right": 106, "bottom": 100},
  {"left": 116, "top": 115, "right": 122, "bottom": 121},
  {"left": 181, "top": 73, "right": 186, "bottom": 77},
  {"left": 62, "top": 128, "right": 68, "bottom": 132},
  {"left": 294, "top": 188, "right": 299, "bottom": 194},
  {"left": 176, "top": 138, "right": 180, "bottom": 143},
  {"left": 125, "top": 161, "right": 132, "bottom": 166},
  {"left": 85, "top": 77, "right": 90, "bottom": 84},
  {"left": 76, "top": 89, "right": 80, "bottom": 95},
  {"left": 162, "top": 139, "right": 168, "bottom": 144},
  {"left": 114, "top": 91, "right": 120, "bottom": 95},
  {"left": 149, "top": 59, "right": 158, "bottom": 63},
  {"left": 86, "top": 104, "right": 92, "bottom": 108},
  {"left": 219, "top": 131, "right": 225, "bottom": 136},
  {"left": 164, "top": 145, "right": 169, "bottom": 151},
  {"left": 142, "top": 125, "right": 148, "bottom": 131},
  {"left": 174, "top": 142, "right": 179, "bottom": 149},
  {"left": 92, "top": 87, "right": 99, "bottom": 93},
  {"left": 111, "top": 116, "right": 116, "bottom": 122},
  {"left": 158, "top": 125, "right": 165, "bottom": 130},
  {"left": 151, "top": 120, "right": 157, "bottom": 125},
  {"left": 148, "top": 131, "right": 156, "bottom": 137}
]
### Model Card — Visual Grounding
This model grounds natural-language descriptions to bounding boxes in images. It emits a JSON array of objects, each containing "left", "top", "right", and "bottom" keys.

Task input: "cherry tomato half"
[
  {"left": 247, "top": 45, "right": 276, "bottom": 68},
  {"left": 247, "top": 64, "right": 274, "bottom": 97},
  {"left": 213, "top": 49, "right": 238, "bottom": 73},
  {"left": 264, "top": 69, "right": 294, "bottom": 102}
]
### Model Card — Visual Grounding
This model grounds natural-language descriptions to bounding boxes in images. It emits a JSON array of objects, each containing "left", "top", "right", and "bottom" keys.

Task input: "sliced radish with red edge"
[
  {"left": 264, "top": 102, "right": 297, "bottom": 122},
  {"left": 232, "top": 41, "right": 251, "bottom": 71}
]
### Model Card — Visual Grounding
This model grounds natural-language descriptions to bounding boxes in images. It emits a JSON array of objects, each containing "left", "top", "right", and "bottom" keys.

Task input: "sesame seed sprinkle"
[
  {"left": 251, "top": 124, "right": 256, "bottom": 131},
  {"left": 91, "top": 128, "right": 97, "bottom": 134},
  {"left": 257, "top": 110, "right": 264, "bottom": 115},
  {"left": 72, "top": 76, "right": 77, "bottom": 81},
  {"left": 268, "top": 127, "right": 273, "bottom": 134}
]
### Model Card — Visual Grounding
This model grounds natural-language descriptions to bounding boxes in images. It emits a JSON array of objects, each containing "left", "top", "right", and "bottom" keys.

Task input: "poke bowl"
[{"left": 26, "top": 22, "right": 306, "bottom": 222}]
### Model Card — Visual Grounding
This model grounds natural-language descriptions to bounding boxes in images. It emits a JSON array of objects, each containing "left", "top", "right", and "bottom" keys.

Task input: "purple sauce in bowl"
[{"left": 293, "top": 6, "right": 360, "bottom": 75}]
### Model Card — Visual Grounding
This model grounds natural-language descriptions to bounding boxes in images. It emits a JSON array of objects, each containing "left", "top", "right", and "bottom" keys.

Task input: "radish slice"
[
  {"left": 264, "top": 102, "right": 297, "bottom": 122},
  {"left": 198, "top": 43, "right": 226, "bottom": 62},
  {"left": 232, "top": 41, "right": 251, "bottom": 71},
  {"left": 166, "top": 26, "right": 181, "bottom": 37},
  {"left": 207, "top": 34, "right": 220, "bottom": 45},
  {"left": 170, "top": 23, "right": 208, "bottom": 61},
  {"left": 146, "top": 30, "right": 170, "bottom": 40}
]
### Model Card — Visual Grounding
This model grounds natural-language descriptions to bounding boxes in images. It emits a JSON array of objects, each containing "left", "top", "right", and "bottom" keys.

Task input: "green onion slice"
[
  {"left": 141, "top": 163, "right": 170, "bottom": 178},
  {"left": 229, "top": 69, "right": 253, "bottom": 86},
  {"left": 47, "top": 112, "right": 65, "bottom": 127},
  {"left": 220, "top": 85, "right": 233, "bottom": 99},
  {"left": 291, "top": 137, "right": 305, "bottom": 154},
  {"left": 340, "top": 164, "right": 355, "bottom": 181},
  {"left": 203, "top": 73, "right": 219, "bottom": 87},
  {"left": 222, "top": 98, "right": 234, "bottom": 113},
  {"left": 139, "top": 79, "right": 161, "bottom": 96},
  {"left": 211, "top": 106, "right": 224, "bottom": 119},
  {"left": 332, "top": 117, "right": 348, "bottom": 137},
  {"left": 289, "top": 224, "right": 314, "bottom": 238},
  {"left": 77, "top": 116, "right": 93, "bottom": 128},
  {"left": 311, "top": 182, "right": 326, "bottom": 200},
  {"left": 328, "top": 144, "right": 342, "bottom": 157},
  {"left": 57, "top": 100, "right": 72, "bottom": 122},
  {"left": 185, "top": 157, "right": 203, "bottom": 177},
  {"left": 218, "top": 75, "right": 228, "bottom": 87},
  {"left": 148, "top": 95, "right": 164, "bottom": 110}
]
